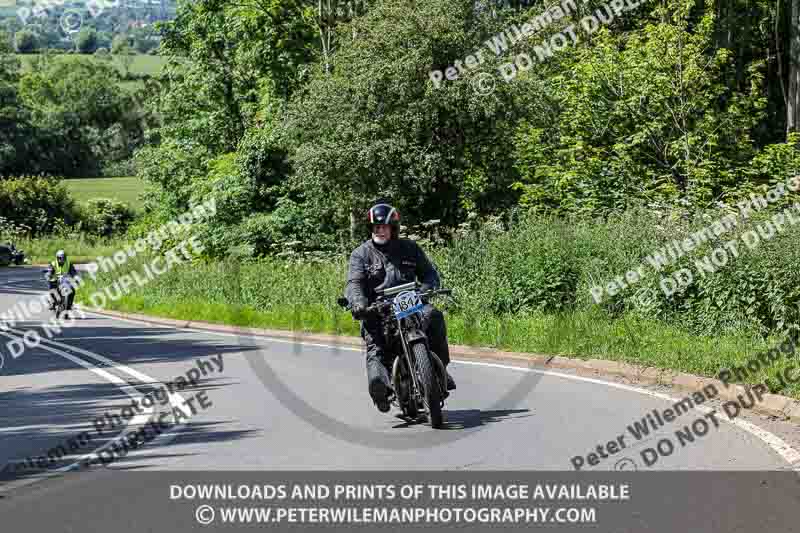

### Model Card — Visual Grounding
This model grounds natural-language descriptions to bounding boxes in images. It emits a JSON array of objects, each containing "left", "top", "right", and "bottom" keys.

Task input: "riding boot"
[{"left": 362, "top": 320, "right": 392, "bottom": 412}]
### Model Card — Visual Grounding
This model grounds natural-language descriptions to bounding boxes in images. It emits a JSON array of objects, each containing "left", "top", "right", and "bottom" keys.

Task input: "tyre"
[
  {"left": 405, "top": 383, "right": 419, "bottom": 419},
  {"left": 393, "top": 357, "right": 418, "bottom": 419},
  {"left": 404, "top": 394, "right": 419, "bottom": 418},
  {"left": 412, "top": 342, "right": 443, "bottom": 428}
]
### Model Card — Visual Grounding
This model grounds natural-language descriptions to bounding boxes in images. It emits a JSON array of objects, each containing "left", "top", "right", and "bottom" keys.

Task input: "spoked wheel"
[
  {"left": 412, "top": 342, "right": 444, "bottom": 429},
  {"left": 393, "top": 356, "right": 419, "bottom": 419}
]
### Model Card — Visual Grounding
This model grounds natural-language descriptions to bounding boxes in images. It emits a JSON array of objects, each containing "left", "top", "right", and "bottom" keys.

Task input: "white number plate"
[{"left": 393, "top": 291, "right": 423, "bottom": 318}]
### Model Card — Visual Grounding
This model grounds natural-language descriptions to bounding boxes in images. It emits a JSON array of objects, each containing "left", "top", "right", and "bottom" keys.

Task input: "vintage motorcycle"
[
  {"left": 339, "top": 282, "right": 452, "bottom": 429},
  {"left": 42, "top": 271, "right": 75, "bottom": 319},
  {"left": 9, "top": 243, "right": 25, "bottom": 265},
  {"left": 0, "top": 243, "right": 25, "bottom": 266}
]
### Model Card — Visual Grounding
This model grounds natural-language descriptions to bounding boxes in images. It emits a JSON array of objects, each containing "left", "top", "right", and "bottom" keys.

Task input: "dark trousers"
[
  {"left": 361, "top": 304, "right": 450, "bottom": 399},
  {"left": 49, "top": 281, "right": 74, "bottom": 310}
]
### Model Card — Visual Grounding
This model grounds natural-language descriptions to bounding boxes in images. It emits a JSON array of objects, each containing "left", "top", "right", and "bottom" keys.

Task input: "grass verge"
[
  {"left": 72, "top": 257, "right": 799, "bottom": 399},
  {"left": 17, "top": 235, "right": 125, "bottom": 265}
]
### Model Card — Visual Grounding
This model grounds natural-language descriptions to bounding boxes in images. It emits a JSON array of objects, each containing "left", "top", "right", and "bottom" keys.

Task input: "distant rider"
[
  {"left": 345, "top": 202, "right": 456, "bottom": 413},
  {"left": 46, "top": 250, "right": 78, "bottom": 314}
]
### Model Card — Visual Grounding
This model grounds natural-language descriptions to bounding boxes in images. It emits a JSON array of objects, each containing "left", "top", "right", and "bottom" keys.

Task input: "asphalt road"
[{"left": 2, "top": 265, "right": 800, "bottom": 530}]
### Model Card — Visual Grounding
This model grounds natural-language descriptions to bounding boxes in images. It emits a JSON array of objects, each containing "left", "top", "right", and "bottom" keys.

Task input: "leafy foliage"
[
  {"left": 9, "top": 0, "right": 800, "bottom": 336},
  {"left": 0, "top": 176, "right": 77, "bottom": 235},
  {"left": 512, "top": 8, "right": 767, "bottom": 214},
  {"left": 14, "top": 30, "right": 38, "bottom": 54},
  {"left": 79, "top": 198, "right": 136, "bottom": 237},
  {"left": 16, "top": 57, "right": 145, "bottom": 176},
  {"left": 76, "top": 28, "right": 99, "bottom": 54}
]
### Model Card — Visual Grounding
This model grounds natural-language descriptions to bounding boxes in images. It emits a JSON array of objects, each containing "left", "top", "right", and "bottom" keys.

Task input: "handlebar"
[
  {"left": 337, "top": 287, "right": 453, "bottom": 317},
  {"left": 42, "top": 270, "right": 67, "bottom": 283}
]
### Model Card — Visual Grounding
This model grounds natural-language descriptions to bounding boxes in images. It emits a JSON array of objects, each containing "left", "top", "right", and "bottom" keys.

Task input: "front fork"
[{"left": 396, "top": 317, "right": 426, "bottom": 405}]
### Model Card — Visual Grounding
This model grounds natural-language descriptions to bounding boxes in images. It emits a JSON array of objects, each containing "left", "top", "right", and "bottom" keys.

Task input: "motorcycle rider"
[
  {"left": 345, "top": 203, "right": 456, "bottom": 413},
  {"left": 46, "top": 250, "right": 78, "bottom": 315}
]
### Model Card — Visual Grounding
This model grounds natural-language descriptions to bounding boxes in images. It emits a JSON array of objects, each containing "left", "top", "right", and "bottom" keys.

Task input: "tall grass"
[
  {"left": 72, "top": 225, "right": 798, "bottom": 396},
  {"left": 18, "top": 235, "right": 126, "bottom": 264}
]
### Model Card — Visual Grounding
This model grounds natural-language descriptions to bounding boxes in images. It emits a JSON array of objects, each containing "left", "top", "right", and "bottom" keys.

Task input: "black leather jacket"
[{"left": 345, "top": 238, "right": 440, "bottom": 307}]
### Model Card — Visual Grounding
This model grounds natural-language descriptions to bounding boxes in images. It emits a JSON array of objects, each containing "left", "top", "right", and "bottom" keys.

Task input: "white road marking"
[
  {"left": 0, "top": 324, "right": 193, "bottom": 493},
  {"left": 83, "top": 310, "right": 800, "bottom": 471},
  {"left": 455, "top": 360, "right": 800, "bottom": 470},
  {"left": 0, "top": 330, "right": 146, "bottom": 404},
  {"left": 7, "top": 274, "right": 799, "bottom": 472}
]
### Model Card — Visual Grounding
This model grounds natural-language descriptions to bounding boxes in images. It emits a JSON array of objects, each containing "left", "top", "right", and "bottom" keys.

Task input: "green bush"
[
  {"left": 0, "top": 176, "right": 77, "bottom": 236},
  {"left": 80, "top": 198, "right": 136, "bottom": 237},
  {"left": 79, "top": 202, "right": 800, "bottom": 340}
]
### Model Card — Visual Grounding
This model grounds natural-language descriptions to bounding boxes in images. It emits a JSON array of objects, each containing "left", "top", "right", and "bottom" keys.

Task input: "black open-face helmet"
[{"left": 368, "top": 203, "right": 401, "bottom": 238}]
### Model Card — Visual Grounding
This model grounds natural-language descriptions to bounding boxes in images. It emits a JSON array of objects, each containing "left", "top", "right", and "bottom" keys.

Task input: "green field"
[
  {"left": 14, "top": 53, "right": 167, "bottom": 77},
  {"left": 113, "top": 54, "right": 167, "bottom": 75},
  {"left": 63, "top": 177, "right": 144, "bottom": 211}
]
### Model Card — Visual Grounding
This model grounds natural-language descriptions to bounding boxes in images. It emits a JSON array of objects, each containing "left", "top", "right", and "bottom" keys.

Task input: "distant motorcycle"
[
  {"left": 42, "top": 271, "right": 74, "bottom": 319},
  {"left": 9, "top": 243, "right": 25, "bottom": 265},
  {"left": 339, "top": 282, "right": 453, "bottom": 429},
  {"left": 0, "top": 243, "right": 25, "bottom": 266}
]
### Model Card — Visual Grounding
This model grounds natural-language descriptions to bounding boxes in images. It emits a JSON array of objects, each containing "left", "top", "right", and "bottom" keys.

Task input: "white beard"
[{"left": 372, "top": 236, "right": 388, "bottom": 245}]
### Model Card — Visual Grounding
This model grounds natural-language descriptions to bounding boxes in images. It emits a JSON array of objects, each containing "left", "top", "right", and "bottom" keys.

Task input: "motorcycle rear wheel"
[{"left": 413, "top": 342, "right": 443, "bottom": 428}]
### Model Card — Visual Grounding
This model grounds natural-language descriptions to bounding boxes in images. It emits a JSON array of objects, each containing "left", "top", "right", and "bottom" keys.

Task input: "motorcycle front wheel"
[
  {"left": 412, "top": 342, "right": 443, "bottom": 428},
  {"left": 393, "top": 356, "right": 418, "bottom": 419}
]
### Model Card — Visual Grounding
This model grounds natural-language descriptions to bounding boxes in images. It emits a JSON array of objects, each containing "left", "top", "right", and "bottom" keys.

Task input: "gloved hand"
[{"left": 351, "top": 301, "right": 369, "bottom": 320}]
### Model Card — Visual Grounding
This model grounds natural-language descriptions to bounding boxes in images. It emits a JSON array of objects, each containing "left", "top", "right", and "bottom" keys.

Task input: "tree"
[
  {"left": 121, "top": 53, "right": 135, "bottom": 77},
  {"left": 287, "top": 0, "right": 521, "bottom": 231},
  {"left": 75, "top": 28, "right": 99, "bottom": 54},
  {"left": 511, "top": 8, "right": 767, "bottom": 212},
  {"left": 133, "top": 32, "right": 156, "bottom": 53},
  {"left": 17, "top": 58, "right": 140, "bottom": 176},
  {"left": 39, "top": 29, "right": 61, "bottom": 50},
  {"left": 788, "top": 0, "right": 800, "bottom": 134},
  {"left": 96, "top": 30, "right": 113, "bottom": 50},
  {"left": 0, "top": 36, "right": 37, "bottom": 175},
  {"left": 111, "top": 34, "right": 129, "bottom": 55},
  {"left": 112, "top": 39, "right": 136, "bottom": 77},
  {"left": 156, "top": 0, "right": 318, "bottom": 152},
  {"left": 13, "top": 30, "right": 38, "bottom": 54},
  {"left": 314, "top": 0, "right": 373, "bottom": 74}
]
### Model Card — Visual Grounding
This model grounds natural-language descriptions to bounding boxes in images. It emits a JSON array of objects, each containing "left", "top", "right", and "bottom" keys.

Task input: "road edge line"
[{"left": 84, "top": 306, "right": 800, "bottom": 425}]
